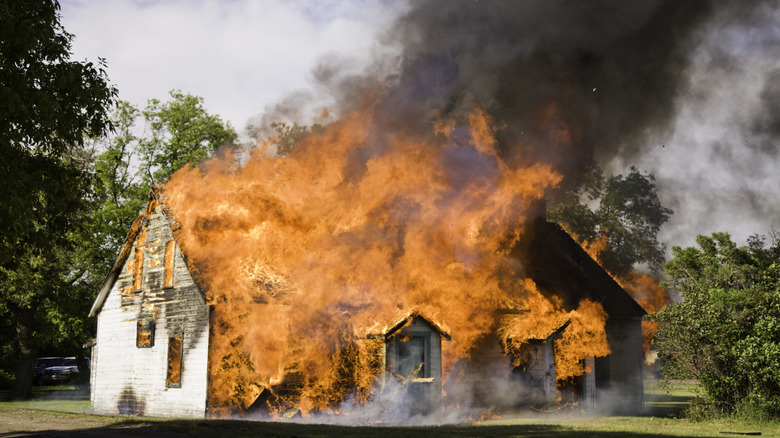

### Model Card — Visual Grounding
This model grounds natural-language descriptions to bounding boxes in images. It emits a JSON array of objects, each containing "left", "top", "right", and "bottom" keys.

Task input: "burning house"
[
  {"left": 82, "top": 0, "right": 744, "bottom": 420},
  {"left": 88, "top": 170, "right": 645, "bottom": 418}
]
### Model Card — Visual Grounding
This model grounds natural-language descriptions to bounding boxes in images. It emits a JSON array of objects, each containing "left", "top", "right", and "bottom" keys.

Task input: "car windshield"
[
  {"left": 60, "top": 359, "right": 77, "bottom": 367},
  {"left": 34, "top": 358, "right": 62, "bottom": 368}
]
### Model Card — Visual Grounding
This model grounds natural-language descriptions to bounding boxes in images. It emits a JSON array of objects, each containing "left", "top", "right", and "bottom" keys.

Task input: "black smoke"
[
  {"left": 251, "top": 0, "right": 780, "bottom": 244},
  {"left": 370, "top": 0, "right": 772, "bottom": 186}
]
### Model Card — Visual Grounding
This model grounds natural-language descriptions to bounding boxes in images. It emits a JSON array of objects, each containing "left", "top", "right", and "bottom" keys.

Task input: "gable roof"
[
  {"left": 513, "top": 218, "right": 646, "bottom": 320},
  {"left": 370, "top": 310, "right": 452, "bottom": 341},
  {"left": 498, "top": 311, "right": 571, "bottom": 343},
  {"left": 88, "top": 188, "right": 202, "bottom": 317}
]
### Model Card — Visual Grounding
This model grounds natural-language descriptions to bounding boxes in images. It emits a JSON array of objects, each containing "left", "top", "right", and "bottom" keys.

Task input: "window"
[
  {"left": 136, "top": 318, "right": 155, "bottom": 348},
  {"left": 166, "top": 337, "right": 182, "bottom": 387},
  {"left": 163, "top": 240, "right": 175, "bottom": 288},
  {"left": 397, "top": 334, "right": 428, "bottom": 378},
  {"left": 132, "top": 228, "right": 146, "bottom": 291},
  {"left": 132, "top": 249, "right": 144, "bottom": 291}
]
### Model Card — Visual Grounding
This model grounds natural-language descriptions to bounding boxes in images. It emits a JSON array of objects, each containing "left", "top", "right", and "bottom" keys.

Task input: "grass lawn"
[
  {"left": 643, "top": 379, "right": 701, "bottom": 418},
  {"left": 0, "top": 380, "right": 778, "bottom": 437},
  {"left": 0, "top": 385, "right": 91, "bottom": 413}
]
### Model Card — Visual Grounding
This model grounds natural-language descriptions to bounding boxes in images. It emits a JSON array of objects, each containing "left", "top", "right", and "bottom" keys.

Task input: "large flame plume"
[{"left": 164, "top": 101, "right": 610, "bottom": 416}]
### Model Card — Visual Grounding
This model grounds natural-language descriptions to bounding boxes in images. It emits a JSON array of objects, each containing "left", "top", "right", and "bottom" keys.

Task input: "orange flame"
[
  {"left": 497, "top": 281, "right": 610, "bottom": 381},
  {"left": 163, "top": 101, "right": 610, "bottom": 415},
  {"left": 616, "top": 271, "right": 672, "bottom": 359},
  {"left": 554, "top": 299, "right": 611, "bottom": 380},
  {"left": 562, "top": 227, "right": 672, "bottom": 360}
]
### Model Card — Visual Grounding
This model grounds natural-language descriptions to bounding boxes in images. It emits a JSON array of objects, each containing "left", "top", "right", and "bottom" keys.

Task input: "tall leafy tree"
[
  {"left": 139, "top": 90, "right": 237, "bottom": 183},
  {"left": 0, "top": 0, "right": 116, "bottom": 398},
  {"left": 88, "top": 101, "right": 147, "bottom": 269},
  {"left": 0, "top": 0, "right": 115, "bottom": 264},
  {"left": 654, "top": 233, "right": 780, "bottom": 418},
  {"left": 548, "top": 164, "right": 672, "bottom": 275},
  {"left": 87, "top": 94, "right": 237, "bottom": 267}
]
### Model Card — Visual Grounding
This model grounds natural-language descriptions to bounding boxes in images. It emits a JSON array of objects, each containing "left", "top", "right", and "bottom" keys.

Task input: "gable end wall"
[{"left": 91, "top": 205, "right": 210, "bottom": 418}]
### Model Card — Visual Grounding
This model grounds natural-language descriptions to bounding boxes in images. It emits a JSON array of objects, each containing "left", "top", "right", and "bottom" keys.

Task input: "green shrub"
[{"left": 654, "top": 232, "right": 780, "bottom": 419}]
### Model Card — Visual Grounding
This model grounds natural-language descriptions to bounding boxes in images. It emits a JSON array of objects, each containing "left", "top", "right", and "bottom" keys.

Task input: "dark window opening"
[
  {"left": 398, "top": 335, "right": 427, "bottom": 378},
  {"left": 166, "top": 337, "right": 182, "bottom": 387},
  {"left": 136, "top": 318, "right": 155, "bottom": 348}
]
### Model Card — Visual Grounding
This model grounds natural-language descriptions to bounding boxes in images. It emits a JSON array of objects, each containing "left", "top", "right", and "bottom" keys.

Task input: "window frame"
[
  {"left": 166, "top": 336, "right": 183, "bottom": 388},
  {"left": 136, "top": 318, "right": 155, "bottom": 348},
  {"left": 163, "top": 240, "right": 175, "bottom": 289},
  {"left": 395, "top": 331, "right": 431, "bottom": 379}
]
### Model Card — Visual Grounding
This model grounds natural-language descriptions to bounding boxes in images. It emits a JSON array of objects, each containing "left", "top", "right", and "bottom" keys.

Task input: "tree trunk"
[
  {"left": 12, "top": 306, "right": 36, "bottom": 400},
  {"left": 71, "top": 339, "right": 91, "bottom": 392}
]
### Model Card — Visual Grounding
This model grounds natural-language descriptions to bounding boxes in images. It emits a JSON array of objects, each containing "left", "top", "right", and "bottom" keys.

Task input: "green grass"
[
  {"left": 481, "top": 416, "right": 780, "bottom": 437},
  {"left": 0, "top": 398, "right": 91, "bottom": 413},
  {"left": 643, "top": 379, "right": 699, "bottom": 418},
  {"left": 1, "top": 406, "right": 779, "bottom": 437},
  {"left": 0, "top": 385, "right": 91, "bottom": 413},
  {"left": 0, "top": 380, "right": 778, "bottom": 437}
]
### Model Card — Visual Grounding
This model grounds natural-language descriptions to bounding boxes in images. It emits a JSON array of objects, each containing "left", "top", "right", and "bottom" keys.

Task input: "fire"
[
  {"left": 163, "top": 100, "right": 610, "bottom": 416},
  {"left": 497, "top": 281, "right": 610, "bottom": 381},
  {"left": 563, "top": 226, "right": 672, "bottom": 359},
  {"left": 554, "top": 299, "right": 610, "bottom": 380},
  {"left": 616, "top": 271, "right": 672, "bottom": 359},
  {"left": 616, "top": 271, "right": 671, "bottom": 314}
]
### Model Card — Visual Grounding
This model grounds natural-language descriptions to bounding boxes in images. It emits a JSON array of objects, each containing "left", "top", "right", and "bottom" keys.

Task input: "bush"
[{"left": 653, "top": 232, "right": 780, "bottom": 419}]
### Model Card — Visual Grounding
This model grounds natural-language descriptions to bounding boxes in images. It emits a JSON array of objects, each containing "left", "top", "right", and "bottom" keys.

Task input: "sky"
[
  {"left": 60, "top": 0, "right": 780, "bottom": 252},
  {"left": 60, "top": 0, "right": 402, "bottom": 132}
]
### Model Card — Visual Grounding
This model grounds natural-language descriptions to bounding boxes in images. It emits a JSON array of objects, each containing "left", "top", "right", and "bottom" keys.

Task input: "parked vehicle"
[
  {"left": 40, "top": 357, "right": 90, "bottom": 386},
  {"left": 33, "top": 357, "right": 64, "bottom": 386}
]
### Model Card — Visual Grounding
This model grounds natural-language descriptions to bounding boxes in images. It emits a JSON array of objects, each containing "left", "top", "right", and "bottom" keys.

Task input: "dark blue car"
[
  {"left": 33, "top": 357, "right": 64, "bottom": 385},
  {"left": 40, "top": 357, "right": 91, "bottom": 386}
]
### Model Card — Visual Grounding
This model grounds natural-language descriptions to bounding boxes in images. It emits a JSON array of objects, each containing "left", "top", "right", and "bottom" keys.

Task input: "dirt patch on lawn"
[{"left": 0, "top": 408, "right": 186, "bottom": 437}]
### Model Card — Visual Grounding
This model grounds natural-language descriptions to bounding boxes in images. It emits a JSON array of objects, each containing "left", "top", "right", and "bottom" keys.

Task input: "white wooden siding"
[{"left": 92, "top": 205, "right": 210, "bottom": 418}]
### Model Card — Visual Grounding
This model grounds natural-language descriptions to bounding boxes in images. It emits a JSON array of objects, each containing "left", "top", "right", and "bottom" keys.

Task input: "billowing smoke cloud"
[
  {"left": 253, "top": 0, "right": 780, "bottom": 245},
  {"left": 199, "top": 0, "right": 780, "bottom": 418},
  {"left": 377, "top": 0, "right": 718, "bottom": 179},
  {"left": 384, "top": 0, "right": 780, "bottom": 243},
  {"left": 632, "top": 2, "right": 780, "bottom": 247},
  {"left": 313, "top": 1, "right": 734, "bottom": 180}
]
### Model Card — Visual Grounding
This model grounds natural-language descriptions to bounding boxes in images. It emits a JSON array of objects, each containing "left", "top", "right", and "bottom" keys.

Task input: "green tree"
[
  {"left": 654, "top": 232, "right": 780, "bottom": 419},
  {"left": 88, "top": 101, "right": 147, "bottom": 267},
  {"left": 139, "top": 90, "right": 237, "bottom": 183},
  {"left": 0, "top": 0, "right": 115, "bottom": 398},
  {"left": 270, "top": 121, "right": 321, "bottom": 157},
  {"left": 91, "top": 94, "right": 236, "bottom": 259},
  {"left": 548, "top": 164, "right": 673, "bottom": 275},
  {"left": 0, "top": 0, "right": 115, "bottom": 264}
]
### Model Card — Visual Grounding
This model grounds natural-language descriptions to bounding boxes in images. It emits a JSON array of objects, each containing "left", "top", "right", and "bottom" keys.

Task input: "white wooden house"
[
  {"left": 88, "top": 194, "right": 210, "bottom": 417},
  {"left": 514, "top": 217, "right": 646, "bottom": 412}
]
